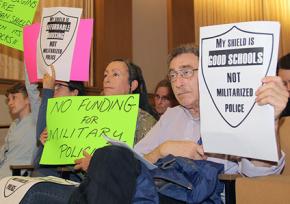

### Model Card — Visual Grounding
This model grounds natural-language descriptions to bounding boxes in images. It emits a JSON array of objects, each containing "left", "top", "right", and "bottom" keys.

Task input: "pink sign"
[
  {"left": 23, "top": 19, "right": 93, "bottom": 83},
  {"left": 23, "top": 23, "right": 39, "bottom": 82}
]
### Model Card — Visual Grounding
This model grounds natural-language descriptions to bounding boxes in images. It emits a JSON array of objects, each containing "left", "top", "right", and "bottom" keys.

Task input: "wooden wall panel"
[
  {"left": 167, "top": 0, "right": 195, "bottom": 51},
  {"left": 93, "top": 0, "right": 132, "bottom": 90}
]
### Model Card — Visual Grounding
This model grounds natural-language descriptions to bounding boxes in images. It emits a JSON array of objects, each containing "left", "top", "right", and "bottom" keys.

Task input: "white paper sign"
[
  {"left": 0, "top": 176, "right": 79, "bottom": 204},
  {"left": 199, "top": 21, "right": 280, "bottom": 161},
  {"left": 37, "top": 7, "right": 82, "bottom": 81}
]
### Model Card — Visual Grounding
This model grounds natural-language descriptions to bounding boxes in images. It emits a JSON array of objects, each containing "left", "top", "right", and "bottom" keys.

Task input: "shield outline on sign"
[
  {"left": 200, "top": 25, "right": 274, "bottom": 128},
  {"left": 39, "top": 11, "right": 79, "bottom": 66},
  {"left": 4, "top": 177, "right": 31, "bottom": 197}
]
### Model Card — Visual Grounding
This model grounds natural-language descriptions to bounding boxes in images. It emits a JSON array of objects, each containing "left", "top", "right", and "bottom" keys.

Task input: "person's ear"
[
  {"left": 24, "top": 96, "right": 30, "bottom": 106},
  {"left": 130, "top": 80, "right": 138, "bottom": 92},
  {"left": 72, "top": 89, "right": 79, "bottom": 96}
]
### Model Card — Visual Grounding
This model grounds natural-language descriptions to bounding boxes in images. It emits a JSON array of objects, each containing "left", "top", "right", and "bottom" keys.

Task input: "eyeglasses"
[
  {"left": 168, "top": 67, "right": 198, "bottom": 82},
  {"left": 54, "top": 83, "right": 70, "bottom": 91},
  {"left": 154, "top": 94, "right": 170, "bottom": 102}
]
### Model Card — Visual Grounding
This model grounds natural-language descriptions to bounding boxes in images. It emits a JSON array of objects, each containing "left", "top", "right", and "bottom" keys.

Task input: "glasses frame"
[
  {"left": 154, "top": 94, "right": 170, "bottom": 102},
  {"left": 168, "top": 67, "right": 198, "bottom": 82},
  {"left": 54, "top": 83, "right": 70, "bottom": 91}
]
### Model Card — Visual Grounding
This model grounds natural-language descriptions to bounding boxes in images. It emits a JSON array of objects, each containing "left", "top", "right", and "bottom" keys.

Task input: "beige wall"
[
  {"left": 0, "top": 95, "right": 12, "bottom": 147},
  {"left": 132, "top": 0, "right": 168, "bottom": 93},
  {"left": 0, "top": 95, "right": 12, "bottom": 126}
]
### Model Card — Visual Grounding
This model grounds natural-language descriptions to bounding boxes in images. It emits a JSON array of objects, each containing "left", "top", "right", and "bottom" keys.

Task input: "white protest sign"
[
  {"left": 37, "top": 7, "right": 82, "bottom": 81},
  {"left": 0, "top": 176, "right": 79, "bottom": 204},
  {"left": 199, "top": 21, "right": 280, "bottom": 161}
]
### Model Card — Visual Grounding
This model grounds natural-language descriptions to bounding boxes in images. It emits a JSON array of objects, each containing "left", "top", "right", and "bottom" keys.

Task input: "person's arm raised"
[{"left": 43, "top": 65, "right": 56, "bottom": 89}]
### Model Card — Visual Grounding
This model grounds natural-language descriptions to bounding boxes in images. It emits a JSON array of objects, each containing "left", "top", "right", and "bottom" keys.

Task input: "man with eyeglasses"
[
  {"left": 84, "top": 43, "right": 287, "bottom": 203},
  {"left": 18, "top": 44, "right": 288, "bottom": 204},
  {"left": 277, "top": 53, "right": 290, "bottom": 117},
  {"left": 69, "top": 43, "right": 286, "bottom": 203},
  {"left": 135, "top": 43, "right": 286, "bottom": 176}
]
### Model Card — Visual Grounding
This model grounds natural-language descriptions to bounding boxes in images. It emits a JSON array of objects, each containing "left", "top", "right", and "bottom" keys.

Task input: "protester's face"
[
  {"left": 169, "top": 53, "right": 199, "bottom": 111},
  {"left": 103, "top": 61, "right": 131, "bottom": 95},
  {"left": 154, "top": 86, "right": 172, "bottom": 115},
  {"left": 278, "top": 69, "right": 290, "bottom": 96},
  {"left": 7, "top": 93, "right": 30, "bottom": 118},
  {"left": 53, "top": 82, "right": 77, "bottom": 98}
]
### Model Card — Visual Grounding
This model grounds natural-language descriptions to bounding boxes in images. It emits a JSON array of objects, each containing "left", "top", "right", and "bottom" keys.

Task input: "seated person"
[
  {"left": 20, "top": 44, "right": 288, "bottom": 204},
  {"left": 0, "top": 83, "right": 36, "bottom": 178},
  {"left": 101, "top": 59, "right": 156, "bottom": 145},
  {"left": 32, "top": 66, "right": 85, "bottom": 181},
  {"left": 277, "top": 53, "right": 290, "bottom": 117},
  {"left": 35, "top": 60, "right": 156, "bottom": 175},
  {"left": 75, "top": 44, "right": 287, "bottom": 201},
  {"left": 135, "top": 44, "right": 286, "bottom": 177},
  {"left": 153, "top": 79, "right": 178, "bottom": 119}
]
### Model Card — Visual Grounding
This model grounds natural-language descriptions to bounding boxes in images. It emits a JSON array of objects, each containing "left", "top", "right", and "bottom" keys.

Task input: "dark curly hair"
[{"left": 67, "top": 81, "right": 85, "bottom": 96}]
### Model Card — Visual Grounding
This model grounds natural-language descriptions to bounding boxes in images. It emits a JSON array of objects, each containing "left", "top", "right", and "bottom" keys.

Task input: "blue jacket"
[{"left": 134, "top": 155, "right": 224, "bottom": 204}]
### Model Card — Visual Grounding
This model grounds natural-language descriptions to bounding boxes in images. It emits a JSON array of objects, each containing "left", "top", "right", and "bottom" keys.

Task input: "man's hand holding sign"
[{"left": 256, "top": 76, "right": 289, "bottom": 122}]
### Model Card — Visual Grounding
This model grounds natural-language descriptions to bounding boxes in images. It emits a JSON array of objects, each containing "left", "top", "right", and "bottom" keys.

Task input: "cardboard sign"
[
  {"left": 37, "top": 7, "right": 82, "bottom": 81},
  {"left": 24, "top": 19, "right": 93, "bottom": 83},
  {"left": 40, "top": 94, "right": 140, "bottom": 165},
  {"left": 0, "top": 176, "right": 78, "bottom": 204},
  {"left": 0, "top": 0, "right": 39, "bottom": 50},
  {"left": 199, "top": 21, "right": 280, "bottom": 161}
]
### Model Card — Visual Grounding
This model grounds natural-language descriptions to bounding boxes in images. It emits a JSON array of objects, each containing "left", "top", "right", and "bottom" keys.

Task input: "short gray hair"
[{"left": 167, "top": 43, "right": 199, "bottom": 67}]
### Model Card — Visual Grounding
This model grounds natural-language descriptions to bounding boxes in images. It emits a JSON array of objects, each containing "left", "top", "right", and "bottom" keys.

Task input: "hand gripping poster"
[
  {"left": 37, "top": 7, "right": 82, "bottom": 81},
  {"left": 199, "top": 21, "right": 280, "bottom": 162}
]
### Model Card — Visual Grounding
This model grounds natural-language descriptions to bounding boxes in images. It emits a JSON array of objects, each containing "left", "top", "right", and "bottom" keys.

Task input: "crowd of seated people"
[
  {"left": 8, "top": 43, "right": 287, "bottom": 204},
  {"left": 0, "top": 44, "right": 290, "bottom": 203}
]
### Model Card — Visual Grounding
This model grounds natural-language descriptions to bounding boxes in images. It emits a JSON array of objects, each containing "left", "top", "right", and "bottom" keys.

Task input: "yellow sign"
[{"left": 0, "top": 0, "right": 39, "bottom": 50}]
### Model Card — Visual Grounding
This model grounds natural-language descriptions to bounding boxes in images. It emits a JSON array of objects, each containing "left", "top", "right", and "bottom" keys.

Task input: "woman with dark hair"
[
  {"left": 124, "top": 60, "right": 158, "bottom": 118},
  {"left": 35, "top": 60, "right": 156, "bottom": 177},
  {"left": 19, "top": 59, "right": 156, "bottom": 204},
  {"left": 101, "top": 59, "right": 156, "bottom": 144}
]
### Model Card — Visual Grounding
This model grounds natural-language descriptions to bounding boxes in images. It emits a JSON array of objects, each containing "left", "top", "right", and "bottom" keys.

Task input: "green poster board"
[
  {"left": 0, "top": 0, "right": 39, "bottom": 50},
  {"left": 40, "top": 94, "right": 139, "bottom": 165}
]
